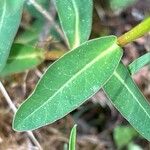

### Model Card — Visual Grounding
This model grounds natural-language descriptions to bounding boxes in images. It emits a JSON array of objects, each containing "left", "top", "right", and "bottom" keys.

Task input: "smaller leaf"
[
  {"left": 0, "top": 0, "right": 24, "bottom": 71},
  {"left": 128, "top": 52, "right": 150, "bottom": 75},
  {"left": 0, "top": 44, "right": 44, "bottom": 76},
  {"left": 54, "top": 0, "right": 93, "bottom": 48},
  {"left": 103, "top": 63, "right": 150, "bottom": 141},
  {"left": 69, "top": 124, "right": 77, "bottom": 150}
]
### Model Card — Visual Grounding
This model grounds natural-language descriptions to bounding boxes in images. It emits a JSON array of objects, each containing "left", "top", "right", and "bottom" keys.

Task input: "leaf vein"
[
  {"left": 72, "top": 0, "right": 80, "bottom": 48},
  {"left": 20, "top": 43, "right": 118, "bottom": 123},
  {"left": 114, "top": 71, "right": 150, "bottom": 119}
]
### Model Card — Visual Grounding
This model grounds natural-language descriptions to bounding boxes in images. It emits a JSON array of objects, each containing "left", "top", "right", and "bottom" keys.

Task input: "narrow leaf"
[
  {"left": 69, "top": 124, "right": 77, "bottom": 150},
  {"left": 103, "top": 63, "right": 150, "bottom": 141},
  {"left": 13, "top": 36, "right": 123, "bottom": 131},
  {"left": 0, "top": 0, "right": 24, "bottom": 71},
  {"left": 0, "top": 44, "right": 44, "bottom": 77},
  {"left": 128, "top": 52, "right": 150, "bottom": 75},
  {"left": 54, "top": 0, "right": 93, "bottom": 48}
]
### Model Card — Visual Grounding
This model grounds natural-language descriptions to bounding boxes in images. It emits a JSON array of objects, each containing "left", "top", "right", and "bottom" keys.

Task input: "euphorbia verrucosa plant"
[{"left": 0, "top": 0, "right": 150, "bottom": 142}]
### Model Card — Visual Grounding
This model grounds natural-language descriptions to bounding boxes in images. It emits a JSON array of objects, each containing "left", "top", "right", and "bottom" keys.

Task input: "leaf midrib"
[
  {"left": 8, "top": 52, "right": 43, "bottom": 61},
  {"left": 19, "top": 43, "right": 119, "bottom": 124},
  {"left": 114, "top": 71, "right": 150, "bottom": 118}
]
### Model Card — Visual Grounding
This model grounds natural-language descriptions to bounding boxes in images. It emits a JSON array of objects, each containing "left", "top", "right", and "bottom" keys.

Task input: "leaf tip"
[
  {"left": 12, "top": 113, "right": 23, "bottom": 132},
  {"left": 12, "top": 110, "right": 30, "bottom": 132}
]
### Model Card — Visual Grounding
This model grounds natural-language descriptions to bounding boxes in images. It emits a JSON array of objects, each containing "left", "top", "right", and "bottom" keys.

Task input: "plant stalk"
[{"left": 118, "top": 17, "right": 150, "bottom": 47}]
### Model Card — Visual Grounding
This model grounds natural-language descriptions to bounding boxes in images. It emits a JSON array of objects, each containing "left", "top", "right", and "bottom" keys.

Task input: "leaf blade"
[
  {"left": 128, "top": 52, "right": 150, "bottom": 75},
  {"left": 103, "top": 63, "right": 150, "bottom": 141},
  {"left": 0, "top": 44, "right": 44, "bottom": 76},
  {"left": 69, "top": 124, "right": 77, "bottom": 150},
  {"left": 0, "top": 0, "right": 24, "bottom": 71},
  {"left": 13, "top": 36, "right": 122, "bottom": 131},
  {"left": 54, "top": 0, "right": 93, "bottom": 48}
]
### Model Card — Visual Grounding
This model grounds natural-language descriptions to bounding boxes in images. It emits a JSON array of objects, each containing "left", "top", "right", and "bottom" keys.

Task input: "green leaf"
[
  {"left": 13, "top": 36, "right": 122, "bottom": 131},
  {"left": 54, "top": 0, "right": 93, "bottom": 49},
  {"left": 113, "top": 125, "right": 138, "bottom": 149},
  {"left": 0, "top": 0, "right": 24, "bottom": 71},
  {"left": 109, "top": 0, "right": 137, "bottom": 11},
  {"left": 103, "top": 63, "right": 150, "bottom": 141},
  {"left": 128, "top": 52, "right": 150, "bottom": 75},
  {"left": 0, "top": 44, "right": 44, "bottom": 77},
  {"left": 69, "top": 124, "right": 77, "bottom": 150}
]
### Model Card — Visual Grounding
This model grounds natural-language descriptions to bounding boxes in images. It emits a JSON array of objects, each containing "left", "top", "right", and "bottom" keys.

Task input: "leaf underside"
[
  {"left": 13, "top": 36, "right": 122, "bottom": 131},
  {"left": 103, "top": 63, "right": 150, "bottom": 141}
]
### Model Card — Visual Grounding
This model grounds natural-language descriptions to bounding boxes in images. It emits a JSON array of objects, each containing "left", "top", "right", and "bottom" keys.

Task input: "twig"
[
  {"left": 95, "top": 4, "right": 105, "bottom": 20},
  {"left": 0, "top": 81, "right": 42, "bottom": 150},
  {"left": 0, "top": 82, "right": 17, "bottom": 113},
  {"left": 35, "top": 69, "right": 43, "bottom": 78},
  {"left": 28, "top": 0, "right": 66, "bottom": 43},
  {"left": 22, "top": 71, "right": 29, "bottom": 98}
]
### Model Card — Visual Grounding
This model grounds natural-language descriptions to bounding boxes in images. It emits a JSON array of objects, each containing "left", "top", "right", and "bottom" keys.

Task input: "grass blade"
[
  {"left": 69, "top": 125, "right": 77, "bottom": 150},
  {"left": 0, "top": 44, "right": 44, "bottom": 76}
]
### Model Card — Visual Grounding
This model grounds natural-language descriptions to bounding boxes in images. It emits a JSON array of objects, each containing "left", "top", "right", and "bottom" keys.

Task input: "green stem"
[{"left": 118, "top": 17, "right": 150, "bottom": 47}]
